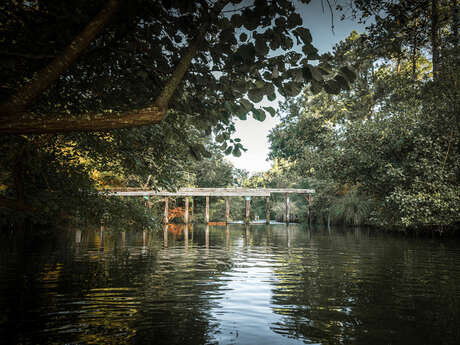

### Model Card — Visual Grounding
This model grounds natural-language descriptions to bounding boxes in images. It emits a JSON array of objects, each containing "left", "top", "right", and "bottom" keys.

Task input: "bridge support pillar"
[
  {"left": 285, "top": 193, "right": 290, "bottom": 224},
  {"left": 225, "top": 197, "right": 230, "bottom": 224},
  {"left": 163, "top": 197, "right": 169, "bottom": 224},
  {"left": 184, "top": 196, "right": 189, "bottom": 224},
  {"left": 245, "top": 197, "right": 250, "bottom": 224},
  {"left": 205, "top": 196, "right": 210, "bottom": 224},
  {"left": 265, "top": 196, "right": 270, "bottom": 224}
]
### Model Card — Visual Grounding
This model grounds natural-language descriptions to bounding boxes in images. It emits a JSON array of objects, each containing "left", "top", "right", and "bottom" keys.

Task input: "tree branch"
[
  {"left": 0, "top": 0, "right": 230, "bottom": 135},
  {"left": 0, "top": 106, "right": 165, "bottom": 134},
  {"left": 0, "top": 0, "right": 121, "bottom": 118},
  {"left": 154, "top": 0, "right": 229, "bottom": 109},
  {"left": 325, "top": 0, "right": 335, "bottom": 34}
]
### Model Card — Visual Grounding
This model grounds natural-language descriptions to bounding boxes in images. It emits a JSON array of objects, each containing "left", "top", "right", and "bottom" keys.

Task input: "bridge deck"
[{"left": 104, "top": 187, "right": 314, "bottom": 197}]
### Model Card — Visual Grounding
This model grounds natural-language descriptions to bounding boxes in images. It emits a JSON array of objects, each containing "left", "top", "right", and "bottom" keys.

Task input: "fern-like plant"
[{"left": 330, "top": 190, "right": 372, "bottom": 226}]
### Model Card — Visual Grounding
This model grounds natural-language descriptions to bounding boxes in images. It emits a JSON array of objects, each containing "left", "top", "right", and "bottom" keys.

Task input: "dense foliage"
[
  {"left": 0, "top": 0, "right": 356, "bottom": 228},
  {"left": 268, "top": 0, "right": 459, "bottom": 232}
]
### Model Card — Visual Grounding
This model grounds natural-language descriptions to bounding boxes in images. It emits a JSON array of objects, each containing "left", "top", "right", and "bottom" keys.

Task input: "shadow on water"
[{"left": 0, "top": 224, "right": 460, "bottom": 344}]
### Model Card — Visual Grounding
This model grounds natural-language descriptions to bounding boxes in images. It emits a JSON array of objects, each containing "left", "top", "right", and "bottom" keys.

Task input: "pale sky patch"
[{"left": 226, "top": 1, "right": 367, "bottom": 174}]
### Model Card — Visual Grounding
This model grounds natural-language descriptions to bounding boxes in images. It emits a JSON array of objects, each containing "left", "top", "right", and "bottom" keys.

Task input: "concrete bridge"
[{"left": 105, "top": 188, "right": 314, "bottom": 224}]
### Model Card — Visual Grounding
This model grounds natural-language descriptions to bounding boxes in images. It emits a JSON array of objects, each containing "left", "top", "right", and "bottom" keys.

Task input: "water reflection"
[
  {"left": 163, "top": 224, "right": 168, "bottom": 248},
  {"left": 99, "top": 225, "right": 105, "bottom": 252},
  {"left": 0, "top": 225, "right": 460, "bottom": 345},
  {"left": 184, "top": 224, "right": 189, "bottom": 250},
  {"left": 75, "top": 229, "right": 82, "bottom": 244}
]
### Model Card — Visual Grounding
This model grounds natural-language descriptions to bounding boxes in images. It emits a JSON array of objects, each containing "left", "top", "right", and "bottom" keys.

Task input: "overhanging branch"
[
  {"left": 0, "top": 0, "right": 121, "bottom": 118},
  {"left": 0, "top": 0, "right": 230, "bottom": 135},
  {"left": 0, "top": 106, "right": 165, "bottom": 134}
]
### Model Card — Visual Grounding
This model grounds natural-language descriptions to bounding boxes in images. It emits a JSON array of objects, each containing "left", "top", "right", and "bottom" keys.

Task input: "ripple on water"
[{"left": 1, "top": 225, "right": 460, "bottom": 345}]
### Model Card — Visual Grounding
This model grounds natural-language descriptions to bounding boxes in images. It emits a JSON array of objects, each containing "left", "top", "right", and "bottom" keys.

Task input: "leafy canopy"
[{"left": 0, "top": 0, "right": 356, "bottom": 226}]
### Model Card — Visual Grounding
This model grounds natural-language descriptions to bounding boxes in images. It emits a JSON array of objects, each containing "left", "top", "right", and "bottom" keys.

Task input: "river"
[{"left": 1, "top": 224, "right": 459, "bottom": 345}]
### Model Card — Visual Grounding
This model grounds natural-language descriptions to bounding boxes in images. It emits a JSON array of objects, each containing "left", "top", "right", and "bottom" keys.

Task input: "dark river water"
[{"left": 1, "top": 224, "right": 460, "bottom": 345}]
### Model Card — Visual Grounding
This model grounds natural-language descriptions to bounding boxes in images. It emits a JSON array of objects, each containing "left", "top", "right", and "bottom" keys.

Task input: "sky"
[{"left": 226, "top": 0, "right": 368, "bottom": 174}]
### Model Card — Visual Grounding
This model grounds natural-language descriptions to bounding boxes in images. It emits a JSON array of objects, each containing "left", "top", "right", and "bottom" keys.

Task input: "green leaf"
[
  {"left": 284, "top": 81, "right": 303, "bottom": 97},
  {"left": 263, "top": 106, "right": 276, "bottom": 117},
  {"left": 302, "top": 66, "right": 312, "bottom": 81},
  {"left": 318, "top": 66, "right": 332, "bottom": 76},
  {"left": 224, "top": 146, "right": 233, "bottom": 155},
  {"left": 294, "top": 27, "right": 312, "bottom": 44},
  {"left": 340, "top": 66, "right": 357, "bottom": 82},
  {"left": 242, "top": 10, "right": 259, "bottom": 30},
  {"left": 302, "top": 43, "right": 319, "bottom": 59},
  {"left": 287, "top": 13, "right": 302, "bottom": 27},
  {"left": 189, "top": 145, "right": 202, "bottom": 160},
  {"left": 268, "top": 31, "right": 282, "bottom": 50},
  {"left": 255, "top": 37, "right": 269, "bottom": 56},
  {"left": 236, "top": 44, "right": 256, "bottom": 63},
  {"left": 334, "top": 74, "right": 350, "bottom": 91},
  {"left": 224, "top": 101, "right": 233, "bottom": 113},
  {"left": 233, "top": 104, "right": 247, "bottom": 119},
  {"left": 255, "top": 80, "right": 265, "bottom": 88},
  {"left": 291, "top": 68, "right": 304, "bottom": 82},
  {"left": 310, "top": 79, "right": 322, "bottom": 94},
  {"left": 202, "top": 149, "right": 212, "bottom": 158},
  {"left": 281, "top": 36, "right": 293, "bottom": 50},
  {"left": 263, "top": 71, "right": 272, "bottom": 80},
  {"left": 216, "top": 134, "right": 225, "bottom": 143},
  {"left": 232, "top": 147, "right": 242, "bottom": 157},
  {"left": 308, "top": 65, "right": 323, "bottom": 82},
  {"left": 324, "top": 79, "right": 341, "bottom": 94},
  {"left": 239, "top": 32, "right": 248, "bottom": 42},
  {"left": 262, "top": 83, "right": 275, "bottom": 95},
  {"left": 240, "top": 99, "right": 253, "bottom": 111},
  {"left": 236, "top": 112, "right": 247, "bottom": 120},
  {"left": 253, "top": 108, "right": 266, "bottom": 121},
  {"left": 267, "top": 92, "right": 276, "bottom": 101},
  {"left": 248, "top": 89, "right": 264, "bottom": 103}
]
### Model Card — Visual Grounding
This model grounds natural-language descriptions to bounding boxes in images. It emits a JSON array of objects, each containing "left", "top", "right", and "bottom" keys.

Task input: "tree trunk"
[
  {"left": 432, "top": 0, "right": 440, "bottom": 79},
  {"left": 412, "top": 18, "right": 418, "bottom": 80},
  {"left": 452, "top": 0, "right": 459, "bottom": 49}
]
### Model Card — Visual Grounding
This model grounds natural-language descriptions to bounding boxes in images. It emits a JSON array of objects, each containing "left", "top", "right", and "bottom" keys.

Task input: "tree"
[
  {"left": 1, "top": 0, "right": 357, "bottom": 225},
  {"left": 0, "top": 0, "right": 355, "bottom": 135},
  {"left": 350, "top": 0, "right": 459, "bottom": 80},
  {"left": 268, "top": 27, "right": 459, "bottom": 231}
]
